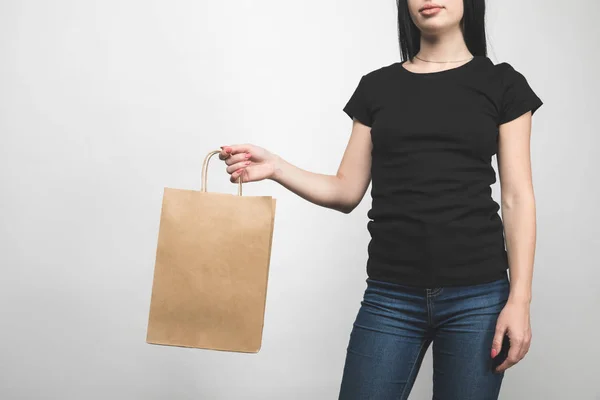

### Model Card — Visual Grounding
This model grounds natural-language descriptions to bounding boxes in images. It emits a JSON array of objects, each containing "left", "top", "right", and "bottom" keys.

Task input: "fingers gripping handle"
[{"left": 201, "top": 150, "right": 243, "bottom": 196}]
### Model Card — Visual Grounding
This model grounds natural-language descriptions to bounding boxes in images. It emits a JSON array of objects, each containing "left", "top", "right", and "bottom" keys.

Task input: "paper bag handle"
[{"left": 201, "top": 150, "right": 243, "bottom": 196}]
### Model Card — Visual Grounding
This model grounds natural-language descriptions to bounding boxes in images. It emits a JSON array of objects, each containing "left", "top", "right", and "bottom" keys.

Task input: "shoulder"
[
  {"left": 488, "top": 59, "right": 530, "bottom": 86},
  {"left": 468, "top": 56, "right": 519, "bottom": 76},
  {"left": 349, "top": 62, "right": 402, "bottom": 99},
  {"left": 491, "top": 59, "right": 516, "bottom": 71},
  {"left": 361, "top": 62, "right": 400, "bottom": 83},
  {"left": 489, "top": 59, "right": 543, "bottom": 122},
  {"left": 472, "top": 57, "right": 538, "bottom": 94}
]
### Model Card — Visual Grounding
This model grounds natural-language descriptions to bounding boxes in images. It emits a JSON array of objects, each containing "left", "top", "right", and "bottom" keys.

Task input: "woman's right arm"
[{"left": 219, "top": 118, "right": 372, "bottom": 214}]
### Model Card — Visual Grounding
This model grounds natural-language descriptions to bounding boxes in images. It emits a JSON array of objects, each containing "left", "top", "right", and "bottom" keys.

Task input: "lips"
[{"left": 419, "top": 3, "right": 444, "bottom": 12}]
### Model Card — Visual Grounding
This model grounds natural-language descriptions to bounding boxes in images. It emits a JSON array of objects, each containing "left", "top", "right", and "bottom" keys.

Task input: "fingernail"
[
  {"left": 491, "top": 349, "right": 497, "bottom": 358},
  {"left": 245, "top": 153, "right": 251, "bottom": 158},
  {"left": 245, "top": 161, "right": 251, "bottom": 165},
  {"left": 225, "top": 147, "right": 232, "bottom": 152}
]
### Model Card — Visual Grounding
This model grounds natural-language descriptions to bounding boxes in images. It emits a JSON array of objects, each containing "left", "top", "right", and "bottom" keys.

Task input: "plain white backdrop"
[{"left": 1, "top": 0, "right": 599, "bottom": 399}]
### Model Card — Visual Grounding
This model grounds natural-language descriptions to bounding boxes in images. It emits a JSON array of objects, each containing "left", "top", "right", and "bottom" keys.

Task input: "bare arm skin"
[
  {"left": 492, "top": 110, "right": 536, "bottom": 373},
  {"left": 498, "top": 112, "right": 537, "bottom": 305},
  {"left": 219, "top": 118, "right": 372, "bottom": 214}
]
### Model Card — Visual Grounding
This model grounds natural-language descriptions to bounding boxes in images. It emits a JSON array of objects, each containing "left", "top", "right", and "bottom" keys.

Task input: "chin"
[{"left": 416, "top": 19, "right": 458, "bottom": 35}]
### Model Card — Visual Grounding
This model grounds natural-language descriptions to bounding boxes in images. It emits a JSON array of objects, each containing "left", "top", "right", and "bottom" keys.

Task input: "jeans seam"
[
  {"left": 399, "top": 338, "right": 428, "bottom": 400},
  {"left": 426, "top": 295, "right": 433, "bottom": 326}
]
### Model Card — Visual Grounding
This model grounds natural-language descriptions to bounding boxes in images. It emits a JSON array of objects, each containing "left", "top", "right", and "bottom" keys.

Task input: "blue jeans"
[{"left": 338, "top": 274, "right": 510, "bottom": 400}]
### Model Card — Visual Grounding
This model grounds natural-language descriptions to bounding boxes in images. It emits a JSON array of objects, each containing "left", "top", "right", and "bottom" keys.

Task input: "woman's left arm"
[{"left": 492, "top": 111, "right": 537, "bottom": 373}]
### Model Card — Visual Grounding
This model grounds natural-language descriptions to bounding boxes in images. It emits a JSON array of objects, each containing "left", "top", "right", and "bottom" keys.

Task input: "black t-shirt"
[{"left": 343, "top": 55, "right": 543, "bottom": 288}]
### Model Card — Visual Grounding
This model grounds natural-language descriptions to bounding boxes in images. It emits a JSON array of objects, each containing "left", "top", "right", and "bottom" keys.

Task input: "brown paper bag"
[{"left": 146, "top": 149, "right": 276, "bottom": 353}]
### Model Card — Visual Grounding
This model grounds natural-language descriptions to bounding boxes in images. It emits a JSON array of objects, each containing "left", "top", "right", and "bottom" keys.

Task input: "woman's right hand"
[
  {"left": 217, "top": 119, "right": 371, "bottom": 213},
  {"left": 218, "top": 144, "right": 279, "bottom": 184}
]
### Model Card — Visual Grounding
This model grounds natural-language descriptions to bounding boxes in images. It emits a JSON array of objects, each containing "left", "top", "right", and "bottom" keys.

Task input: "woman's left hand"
[{"left": 491, "top": 298, "right": 532, "bottom": 373}]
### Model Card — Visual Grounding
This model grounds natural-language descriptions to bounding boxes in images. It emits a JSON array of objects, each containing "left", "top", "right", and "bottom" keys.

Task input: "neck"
[{"left": 416, "top": 27, "right": 472, "bottom": 62}]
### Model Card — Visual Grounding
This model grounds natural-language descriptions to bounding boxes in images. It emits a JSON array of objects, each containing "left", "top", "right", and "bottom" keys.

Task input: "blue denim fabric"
[{"left": 338, "top": 274, "right": 510, "bottom": 400}]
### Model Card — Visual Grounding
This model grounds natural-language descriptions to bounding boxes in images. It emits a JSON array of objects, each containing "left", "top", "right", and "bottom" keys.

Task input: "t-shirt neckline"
[{"left": 398, "top": 55, "right": 480, "bottom": 77}]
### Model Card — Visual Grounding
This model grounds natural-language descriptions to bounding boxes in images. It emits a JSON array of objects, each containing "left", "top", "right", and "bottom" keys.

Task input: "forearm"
[
  {"left": 501, "top": 193, "right": 536, "bottom": 304},
  {"left": 269, "top": 154, "right": 353, "bottom": 213}
]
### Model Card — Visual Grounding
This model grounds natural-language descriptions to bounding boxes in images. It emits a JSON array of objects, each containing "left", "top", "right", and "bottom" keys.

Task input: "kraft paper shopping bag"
[{"left": 146, "top": 150, "right": 276, "bottom": 353}]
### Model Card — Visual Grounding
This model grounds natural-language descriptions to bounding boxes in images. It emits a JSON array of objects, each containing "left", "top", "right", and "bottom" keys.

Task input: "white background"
[{"left": 1, "top": 0, "right": 599, "bottom": 399}]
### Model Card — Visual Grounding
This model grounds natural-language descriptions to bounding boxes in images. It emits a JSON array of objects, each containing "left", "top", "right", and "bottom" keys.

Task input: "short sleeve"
[
  {"left": 498, "top": 63, "right": 543, "bottom": 125},
  {"left": 343, "top": 75, "right": 373, "bottom": 127}
]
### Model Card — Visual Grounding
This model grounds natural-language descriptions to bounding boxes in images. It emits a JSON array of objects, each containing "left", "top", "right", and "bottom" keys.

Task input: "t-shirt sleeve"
[
  {"left": 498, "top": 63, "right": 543, "bottom": 125},
  {"left": 343, "top": 75, "right": 373, "bottom": 127}
]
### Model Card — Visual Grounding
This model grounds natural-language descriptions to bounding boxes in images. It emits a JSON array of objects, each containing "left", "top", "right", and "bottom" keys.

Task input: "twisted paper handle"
[{"left": 201, "top": 150, "right": 243, "bottom": 196}]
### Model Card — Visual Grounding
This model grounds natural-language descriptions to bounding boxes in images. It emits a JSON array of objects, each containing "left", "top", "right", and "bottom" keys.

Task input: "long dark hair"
[{"left": 396, "top": 0, "right": 487, "bottom": 61}]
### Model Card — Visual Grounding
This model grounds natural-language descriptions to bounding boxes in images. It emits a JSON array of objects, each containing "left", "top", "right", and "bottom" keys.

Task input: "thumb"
[{"left": 491, "top": 325, "right": 506, "bottom": 358}]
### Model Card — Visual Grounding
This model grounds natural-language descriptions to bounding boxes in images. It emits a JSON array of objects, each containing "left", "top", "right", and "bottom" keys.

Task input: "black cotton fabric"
[{"left": 343, "top": 55, "right": 542, "bottom": 288}]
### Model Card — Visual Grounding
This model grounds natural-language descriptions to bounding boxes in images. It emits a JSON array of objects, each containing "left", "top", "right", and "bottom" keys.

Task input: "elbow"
[
  {"left": 332, "top": 175, "right": 362, "bottom": 214},
  {"left": 501, "top": 190, "right": 536, "bottom": 211},
  {"left": 337, "top": 199, "right": 359, "bottom": 214},
  {"left": 339, "top": 205, "right": 355, "bottom": 214},
  {"left": 328, "top": 197, "right": 357, "bottom": 214}
]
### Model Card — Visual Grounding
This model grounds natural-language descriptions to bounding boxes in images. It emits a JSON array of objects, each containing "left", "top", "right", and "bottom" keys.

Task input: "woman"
[{"left": 219, "top": 0, "right": 542, "bottom": 398}]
